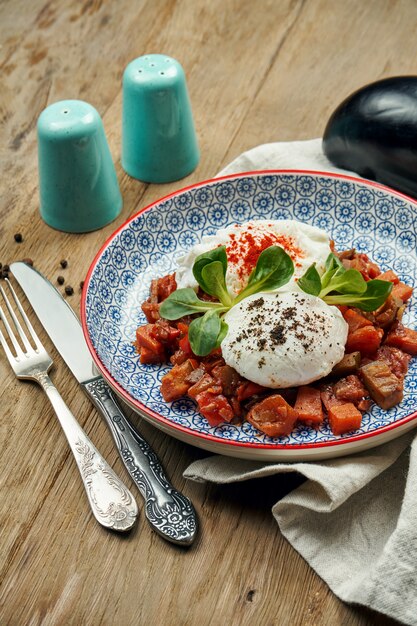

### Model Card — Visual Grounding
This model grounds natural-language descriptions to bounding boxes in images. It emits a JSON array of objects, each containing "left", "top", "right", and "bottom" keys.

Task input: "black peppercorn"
[
  {"left": 64, "top": 285, "right": 74, "bottom": 296},
  {"left": 60, "top": 259, "right": 68, "bottom": 269},
  {"left": 57, "top": 276, "right": 65, "bottom": 285},
  {"left": 14, "top": 233, "right": 23, "bottom": 243}
]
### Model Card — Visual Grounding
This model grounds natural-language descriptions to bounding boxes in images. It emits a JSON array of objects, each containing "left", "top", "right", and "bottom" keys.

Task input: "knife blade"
[{"left": 11, "top": 261, "right": 197, "bottom": 546}]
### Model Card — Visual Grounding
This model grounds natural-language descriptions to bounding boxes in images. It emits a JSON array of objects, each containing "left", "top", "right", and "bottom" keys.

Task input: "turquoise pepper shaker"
[
  {"left": 122, "top": 54, "right": 200, "bottom": 183},
  {"left": 37, "top": 100, "right": 122, "bottom": 233}
]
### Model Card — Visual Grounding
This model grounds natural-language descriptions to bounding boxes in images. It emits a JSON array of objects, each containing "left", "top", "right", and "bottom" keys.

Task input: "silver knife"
[{"left": 11, "top": 261, "right": 197, "bottom": 546}]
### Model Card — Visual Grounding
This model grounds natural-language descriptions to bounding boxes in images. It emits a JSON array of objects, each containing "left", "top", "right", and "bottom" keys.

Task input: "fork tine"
[
  {"left": 0, "top": 295, "right": 26, "bottom": 357},
  {"left": 0, "top": 280, "right": 41, "bottom": 352},
  {"left": 0, "top": 313, "right": 18, "bottom": 361}
]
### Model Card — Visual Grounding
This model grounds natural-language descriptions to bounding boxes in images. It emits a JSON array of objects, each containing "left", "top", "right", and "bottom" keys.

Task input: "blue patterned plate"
[{"left": 81, "top": 171, "right": 417, "bottom": 461}]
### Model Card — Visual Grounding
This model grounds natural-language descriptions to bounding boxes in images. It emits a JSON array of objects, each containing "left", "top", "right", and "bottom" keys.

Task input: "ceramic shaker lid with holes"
[
  {"left": 121, "top": 54, "right": 200, "bottom": 183},
  {"left": 37, "top": 100, "right": 122, "bottom": 233}
]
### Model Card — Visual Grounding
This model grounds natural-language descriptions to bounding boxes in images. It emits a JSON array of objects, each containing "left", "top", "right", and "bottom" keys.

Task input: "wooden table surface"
[{"left": 0, "top": 1, "right": 415, "bottom": 624}]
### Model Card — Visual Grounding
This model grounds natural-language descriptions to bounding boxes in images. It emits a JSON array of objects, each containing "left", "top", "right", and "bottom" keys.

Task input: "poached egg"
[
  {"left": 175, "top": 219, "right": 332, "bottom": 297},
  {"left": 221, "top": 291, "right": 348, "bottom": 388}
]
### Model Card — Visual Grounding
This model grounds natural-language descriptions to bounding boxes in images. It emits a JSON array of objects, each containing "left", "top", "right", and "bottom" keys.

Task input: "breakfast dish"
[
  {"left": 135, "top": 219, "right": 416, "bottom": 438},
  {"left": 82, "top": 171, "right": 417, "bottom": 460}
]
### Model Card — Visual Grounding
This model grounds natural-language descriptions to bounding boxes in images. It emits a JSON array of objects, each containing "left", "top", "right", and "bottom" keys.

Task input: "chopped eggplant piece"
[
  {"left": 332, "top": 352, "right": 361, "bottom": 376},
  {"left": 360, "top": 361, "right": 403, "bottom": 409}
]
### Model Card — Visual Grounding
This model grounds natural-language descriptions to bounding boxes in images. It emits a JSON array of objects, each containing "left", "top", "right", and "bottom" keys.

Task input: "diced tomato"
[
  {"left": 391, "top": 282, "right": 413, "bottom": 303},
  {"left": 211, "top": 364, "right": 241, "bottom": 397},
  {"left": 202, "top": 354, "right": 224, "bottom": 372},
  {"left": 187, "top": 373, "right": 221, "bottom": 399},
  {"left": 170, "top": 348, "right": 189, "bottom": 366},
  {"left": 342, "top": 253, "right": 380, "bottom": 280},
  {"left": 359, "top": 253, "right": 381, "bottom": 279},
  {"left": 156, "top": 273, "right": 177, "bottom": 301},
  {"left": 139, "top": 346, "right": 164, "bottom": 365},
  {"left": 294, "top": 386, "right": 323, "bottom": 425},
  {"left": 385, "top": 321, "right": 417, "bottom": 355},
  {"left": 236, "top": 381, "right": 267, "bottom": 402},
  {"left": 328, "top": 403, "right": 363, "bottom": 435},
  {"left": 375, "top": 345, "right": 411, "bottom": 380},
  {"left": 246, "top": 394, "right": 299, "bottom": 437},
  {"left": 377, "top": 270, "right": 399, "bottom": 284},
  {"left": 343, "top": 309, "right": 373, "bottom": 333},
  {"left": 229, "top": 396, "right": 242, "bottom": 418},
  {"left": 320, "top": 384, "right": 345, "bottom": 411},
  {"left": 195, "top": 391, "right": 234, "bottom": 427},
  {"left": 160, "top": 359, "right": 198, "bottom": 402},
  {"left": 333, "top": 375, "right": 368, "bottom": 404},
  {"left": 336, "top": 305, "right": 349, "bottom": 316},
  {"left": 345, "top": 325, "right": 384, "bottom": 356},
  {"left": 151, "top": 321, "right": 180, "bottom": 346},
  {"left": 136, "top": 324, "right": 166, "bottom": 363},
  {"left": 141, "top": 300, "right": 160, "bottom": 323},
  {"left": 149, "top": 278, "right": 159, "bottom": 303}
]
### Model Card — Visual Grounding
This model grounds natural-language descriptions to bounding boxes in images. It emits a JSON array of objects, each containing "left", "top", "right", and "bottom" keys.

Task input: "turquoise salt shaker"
[
  {"left": 122, "top": 54, "right": 200, "bottom": 183},
  {"left": 37, "top": 100, "right": 122, "bottom": 233}
]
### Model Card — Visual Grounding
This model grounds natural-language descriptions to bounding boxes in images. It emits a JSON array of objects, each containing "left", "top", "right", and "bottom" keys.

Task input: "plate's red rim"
[{"left": 81, "top": 168, "right": 417, "bottom": 451}]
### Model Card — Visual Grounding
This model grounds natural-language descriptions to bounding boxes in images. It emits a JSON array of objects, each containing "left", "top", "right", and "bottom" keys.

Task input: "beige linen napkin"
[{"left": 183, "top": 139, "right": 417, "bottom": 626}]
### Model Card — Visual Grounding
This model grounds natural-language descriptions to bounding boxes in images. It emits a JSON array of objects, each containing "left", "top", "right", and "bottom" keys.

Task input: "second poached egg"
[{"left": 175, "top": 219, "right": 332, "bottom": 297}]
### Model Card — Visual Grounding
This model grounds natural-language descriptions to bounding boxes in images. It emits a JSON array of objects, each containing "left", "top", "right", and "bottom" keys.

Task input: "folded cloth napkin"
[{"left": 183, "top": 139, "right": 417, "bottom": 626}]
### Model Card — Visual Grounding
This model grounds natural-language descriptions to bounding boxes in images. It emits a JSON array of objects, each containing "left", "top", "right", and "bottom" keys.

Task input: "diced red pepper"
[
  {"left": 178, "top": 334, "right": 193, "bottom": 357},
  {"left": 195, "top": 391, "right": 234, "bottom": 427}
]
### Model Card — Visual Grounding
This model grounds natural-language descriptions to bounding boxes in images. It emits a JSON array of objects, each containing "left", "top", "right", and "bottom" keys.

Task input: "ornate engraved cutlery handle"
[
  {"left": 37, "top": 373, "right": 138, "bottom": 532},
  {"left": 83, "top": 378, "right": 198, "bottom": 546}
]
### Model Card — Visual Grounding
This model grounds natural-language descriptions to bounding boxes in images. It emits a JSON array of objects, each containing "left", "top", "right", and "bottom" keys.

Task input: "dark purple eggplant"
[{"left": 323, "top": 76, "right": 417, "bottom": 198}]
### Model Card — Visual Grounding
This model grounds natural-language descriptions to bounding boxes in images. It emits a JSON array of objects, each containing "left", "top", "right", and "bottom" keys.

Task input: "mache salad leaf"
[
  {"left": 298, "top": 252, "right": 392, "bottom": 310},
  {"left": 159, "top": 244, "right": 294, "bottom": 354}
]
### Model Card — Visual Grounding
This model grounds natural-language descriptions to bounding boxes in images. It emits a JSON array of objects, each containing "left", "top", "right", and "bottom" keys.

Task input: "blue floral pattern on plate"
[{"left": 83, "top": 173, "right": 417, "bottom": 454}]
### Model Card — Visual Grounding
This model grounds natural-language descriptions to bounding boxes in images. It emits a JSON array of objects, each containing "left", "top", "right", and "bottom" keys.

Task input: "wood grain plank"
[{"left": 0, "top": 1, "right": 409, "bottom": 625}]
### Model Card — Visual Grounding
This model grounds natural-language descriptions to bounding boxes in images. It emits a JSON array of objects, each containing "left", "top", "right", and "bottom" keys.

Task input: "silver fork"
[{"left": 0, "top": 279, "right": 138, "bottom": 532}]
